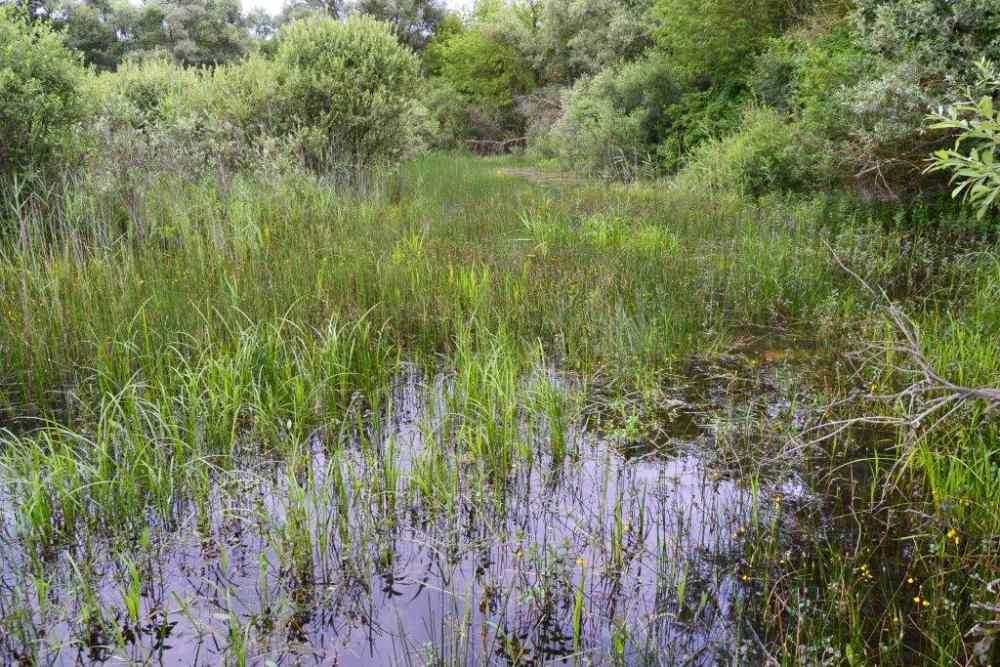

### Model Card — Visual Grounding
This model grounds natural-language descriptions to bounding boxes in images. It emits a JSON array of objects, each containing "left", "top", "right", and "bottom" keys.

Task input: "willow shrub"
[{"left": 275, "top": 14, "right": 422, "bottom": 171}]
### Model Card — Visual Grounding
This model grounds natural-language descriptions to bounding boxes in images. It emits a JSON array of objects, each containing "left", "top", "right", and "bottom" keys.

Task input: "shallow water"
[{"left": 0, "top": 360, "right": 817, "bottom": 665}]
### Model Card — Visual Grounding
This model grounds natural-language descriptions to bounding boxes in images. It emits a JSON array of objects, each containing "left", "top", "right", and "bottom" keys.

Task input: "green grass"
[
  {"left": 1, "top": 153, "right": 1000, "bottom": 664},
  {"left": 0, "top": 154, "right": 850, "bottom": 423}
]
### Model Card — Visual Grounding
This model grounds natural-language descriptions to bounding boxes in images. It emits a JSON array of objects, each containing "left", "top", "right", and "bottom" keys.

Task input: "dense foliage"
[
  {"left": 6, "top": 0, "right": 445, "bottom": 69},
  {"left": 400, "top": 0, "right": 1000, "bottom": 199},
  {"left": 5, "top": 0, "right": 1000, "bottom": 199},
  {"left": 651, "top": 0, "right": 806, "bottom": 78},
  {"left": 0, "top": 10, "right": 422, "bottom": 203},
  {"left": 0, "top": 8, "right": 85, "bottom": 180},
  {"left": 275, "top": 15, "right": 421, "bottom": 169}
]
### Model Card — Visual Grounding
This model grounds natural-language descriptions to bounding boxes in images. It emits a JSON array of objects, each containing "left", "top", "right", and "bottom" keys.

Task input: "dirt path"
[{"left": 498, "top": 167, "right": 585, "bottom": 187}]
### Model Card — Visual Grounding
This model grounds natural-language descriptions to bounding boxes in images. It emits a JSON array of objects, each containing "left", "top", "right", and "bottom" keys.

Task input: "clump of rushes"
[{"left": 0, "top": 314, "right": 397, "bottom": 551}]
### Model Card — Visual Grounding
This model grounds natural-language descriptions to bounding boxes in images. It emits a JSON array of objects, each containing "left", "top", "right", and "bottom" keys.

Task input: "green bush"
[
  {"left": 855, "top": 0, "right": 1000, "bottom": 82},
  {"left": 750, "top": 33, "right": 808, "bottom": 112},
  {"left": 419, "top": 77, "right": 473, "bottom": 149},
  {"left": 674, "top": 106, "right": 831, "bottom": 196},
  {"left": 835, "top": 0, "right": 1000, "bottom": 195},
  {"left": 83, "top": 53, "right": 289, "bottom": 228},
  {"left": 0, "top": 8, "right": 86, "bottom": 181},
  {"left": 751, "top": 22, "right": 869, "bottom": 130},
  {"left": 548, "top": 56, "right": 681, "bottom": 179},
  {"left": 91, "top": 54, "right": 202, "bottom": 130},
  {"left": 86, "top": 17, "right": 424, "bottom": 186},
  {"left": 435, "top": 28, "right": 533, "bottom": 112},
  {"left": 655, "top": 83, "right": 748, "bottom": 172},
  {"left": 432, "top": 26, "right": 535, "bottom": 138},
  {"left": 749, "top": 15, "right": 950, "bottom": 197},
  {"left": 651, "top": 0, "right": 808, "bottom": 79},
  {"left": 275, "top": 14, "right": 421, "bottom": 170},
  {"left": 196, "top": 54, "right": 283, "bottom": 143}
]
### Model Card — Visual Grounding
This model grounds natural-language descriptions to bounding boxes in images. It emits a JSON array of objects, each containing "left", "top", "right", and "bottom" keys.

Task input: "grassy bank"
[{"left": 1, "top": 154, "right": 999, "bottom": 664}]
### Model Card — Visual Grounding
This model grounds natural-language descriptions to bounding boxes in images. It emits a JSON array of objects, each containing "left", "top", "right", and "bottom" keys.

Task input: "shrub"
[
  {"left": 275, "top": 14, "right": 421, "bottom": 170},
  {"left": 655, "top": 83, "right": 748, "bottom": 172},
  {"left": 83, "top": 58, "right": 218, "bottom": 233},
  {"left": 749, "top": 15, "right": 946, "bottom": 198},
  {"left": 197, "top": 54, "right": 283, "bottom": 144},
  {"left": 87, "top": 56, "right": 219, "bottom": 181},
  {"left": 509, "top": 0, "right": 657, "bottom": 84},
  {"left": 0, "top": 8, "right": 86, "bottom": 181},
  {"left": 855, "top": 0, "right": 1000, "bottom": 83},
  {"left": 549, "top": 82, "right": 642, "bottom": 179},
  {"left": 792, "top": 33, "right": 868, "bottom": 154},
  {"left": 834, "top": 0, "right": 1000, "bottom": 195},
  {"left": 836, "top": 57, "right": 937, "bottom": 193},
  {"left": 84, "top": 53, "right": 290, "bottom": 235},
  {"left": 674, "top": 106, "right": 831, "bottom": 196},
  {"left": 548, "top": 56, "right": 681, "bottom": 179},
  {"left": 750, "top": 21, "right": 870, "bottom": 131},
  {"left": 91, "top": 54, "right": 202, "bottom": 130},
  {"left": 750, "top": 33, "right": 808, "bottom": 112},
  {"left": 419, "top": 77, "right": 473, "bottom": 149},
  {"left": 519, "top": 84, "right": 565, "bottom": 151}
]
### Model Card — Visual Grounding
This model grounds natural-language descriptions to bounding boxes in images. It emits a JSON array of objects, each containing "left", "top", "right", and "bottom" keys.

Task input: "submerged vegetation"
[{"left": 2, "top": 0, "right": 1000, "bottom": 665}]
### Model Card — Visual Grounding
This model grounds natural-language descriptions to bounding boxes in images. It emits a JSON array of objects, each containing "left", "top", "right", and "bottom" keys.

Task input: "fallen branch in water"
[{"left": 809, "top": 247, "right": 1000, "bottom": 448}]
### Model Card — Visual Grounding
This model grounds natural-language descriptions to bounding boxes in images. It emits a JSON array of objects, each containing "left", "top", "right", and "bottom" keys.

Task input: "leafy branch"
[{"left": 925, "top": 59, "right": 1000, "bottom": 219}]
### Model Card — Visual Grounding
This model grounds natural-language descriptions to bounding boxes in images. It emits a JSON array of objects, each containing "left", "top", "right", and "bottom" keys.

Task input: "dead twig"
[{"left": 816, "top": 245, "right": 1000, "bottom": 451}]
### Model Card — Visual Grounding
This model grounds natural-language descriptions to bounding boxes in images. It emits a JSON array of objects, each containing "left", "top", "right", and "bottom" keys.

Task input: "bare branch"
[{"left": 815, "top": 245, "right": 1000, "bottom": 449}]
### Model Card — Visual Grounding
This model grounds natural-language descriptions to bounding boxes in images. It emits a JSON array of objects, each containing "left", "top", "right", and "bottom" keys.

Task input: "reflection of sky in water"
[{"left": 0, "top": 368, "right": 809, "bottom": 665}]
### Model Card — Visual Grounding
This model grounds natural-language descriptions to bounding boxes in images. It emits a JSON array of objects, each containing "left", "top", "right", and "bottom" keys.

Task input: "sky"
[{"left": 242, "top": 0, "right": 475, "bottom": 17}]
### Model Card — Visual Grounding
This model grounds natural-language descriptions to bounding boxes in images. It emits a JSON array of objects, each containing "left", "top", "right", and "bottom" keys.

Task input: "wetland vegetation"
[{"left": 3, "top": 0, "right": 1000, "bottom": 664}]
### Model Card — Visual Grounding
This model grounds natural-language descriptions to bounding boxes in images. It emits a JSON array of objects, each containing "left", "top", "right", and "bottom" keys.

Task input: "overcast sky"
[{"left": 243, "top": 0, "right": 475, "bottom": 17}]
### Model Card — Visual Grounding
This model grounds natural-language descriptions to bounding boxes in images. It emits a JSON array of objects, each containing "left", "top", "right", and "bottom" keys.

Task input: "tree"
[
  {"left": 280, "top": 0, "right": 345, "bottom": 20},
  {"left": 651, "top": 0, "right": 807, "bottom": 80},
  {"left": 435, "top": 27, "right": 534, "bottom": 114},
  {"left": 520, "top": 0, "right": 655, "bottom": 84},
  {"left": 155, "top": 0, "right": 247, "bottom": 66},
  {"left": 856, "top": 0, "right": 1000, "bottom": 82},
  {"left": 548, "top": 55, "right": 681, "bottom": 178},
  {"left": 422, "top": 10, "right": 463, "bottom": 75},
  {"left": 59, "top": 0, "right": 128, "bottom": 70},
  {"left": 355, "top": 0, "right": 446, "bottom": 50},
  {"left": 27, "top": 0, "right": 249, "bottom": 69},
  {"left": 245, "top": 7, "right": 277, "bottom": 40}
]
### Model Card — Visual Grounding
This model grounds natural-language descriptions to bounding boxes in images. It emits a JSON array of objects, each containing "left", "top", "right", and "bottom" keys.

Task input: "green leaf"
[{"left": 980, "top": 96, "right": 995, "bottom": 118}]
